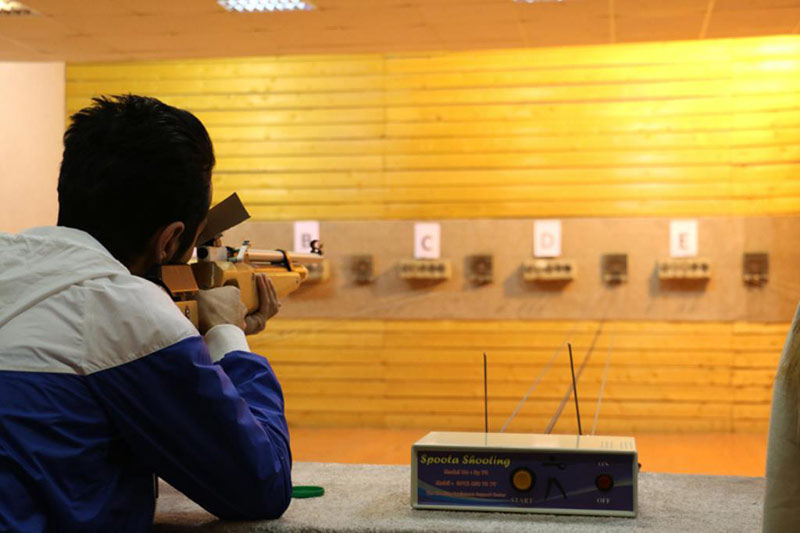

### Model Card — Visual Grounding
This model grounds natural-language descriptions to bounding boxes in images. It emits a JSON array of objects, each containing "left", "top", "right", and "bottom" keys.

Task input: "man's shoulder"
[
  {"left": 0, "top": 271, "right": 199, "bottom": 376},
  {"left": 80, "top": 273, "right": 199, "bottom": 374}
]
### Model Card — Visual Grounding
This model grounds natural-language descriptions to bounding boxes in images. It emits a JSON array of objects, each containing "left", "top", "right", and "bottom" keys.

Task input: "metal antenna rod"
[
  {"left": 500, "top": 330, "right": 578, "bottom": 433},
  {"left": 545, "top": 323, "right": 603, "bottom": 434},
  {"left": 501, "top": 292, "right": 612, "bottom": 434},
  {"left": 483, "top": 352, "right": 489, "bottom": 434},
  {"left": 591, "top": 333, "right": 614, "bottom": 436},
  {"left": 568, "top": 343, "right": 583, "bottom": 436}
]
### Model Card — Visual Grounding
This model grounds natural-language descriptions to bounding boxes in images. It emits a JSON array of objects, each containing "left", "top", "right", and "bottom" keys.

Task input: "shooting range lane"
[
  {"left": 153, "top": 462, "right": 764, "bottom": 532},
  {"left": 223, "top": 216, "right": 800, "bottom": 322}
]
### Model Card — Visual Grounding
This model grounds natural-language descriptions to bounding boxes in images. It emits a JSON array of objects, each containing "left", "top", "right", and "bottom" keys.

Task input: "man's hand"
[
  {"left": 196, "top": 285, "right": 247, "bottom": 335},
  {"left": 244, "top": 275, "right": 280, "bottom": 336},
  {"left": 196, "top": 275, "right": 280, "bottom": 336}
]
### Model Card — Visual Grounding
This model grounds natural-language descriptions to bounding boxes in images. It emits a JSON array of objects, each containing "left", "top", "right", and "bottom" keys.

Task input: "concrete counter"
[{"left": 154, "top": 462, "right": 764, "bottom": 532}]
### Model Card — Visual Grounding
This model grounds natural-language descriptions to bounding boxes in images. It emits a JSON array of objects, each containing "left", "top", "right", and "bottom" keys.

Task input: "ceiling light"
[
  {"left": 0, "top": 0, "right": 36, "bottom": 15},
  {"left": 217, "top": 0, "right": 315, "bottom": 12}
]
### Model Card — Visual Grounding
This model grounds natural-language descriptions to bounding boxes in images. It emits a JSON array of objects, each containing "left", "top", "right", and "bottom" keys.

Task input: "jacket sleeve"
[{"left": 84, "top": 326, "right": 292, "bottom": 520}]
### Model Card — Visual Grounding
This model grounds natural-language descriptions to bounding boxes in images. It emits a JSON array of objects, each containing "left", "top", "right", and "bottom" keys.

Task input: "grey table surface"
[{"left": 153, "top": 462, "right": 765, "bottom": 532}]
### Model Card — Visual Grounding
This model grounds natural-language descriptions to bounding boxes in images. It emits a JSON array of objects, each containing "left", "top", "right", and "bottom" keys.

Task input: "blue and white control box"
[{"left": 411, "top": 432, "right": 637, "bottom": 517}]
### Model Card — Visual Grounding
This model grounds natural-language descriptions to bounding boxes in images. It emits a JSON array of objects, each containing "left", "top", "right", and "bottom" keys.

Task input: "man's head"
[{"left": 57, "top": 94, "right": 215, "bottom": 274}]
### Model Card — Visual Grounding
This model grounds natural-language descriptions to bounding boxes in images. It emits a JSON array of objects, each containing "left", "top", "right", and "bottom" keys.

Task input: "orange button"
[{"left": 511, "top": 468, "right": 534, "bottom": 492}]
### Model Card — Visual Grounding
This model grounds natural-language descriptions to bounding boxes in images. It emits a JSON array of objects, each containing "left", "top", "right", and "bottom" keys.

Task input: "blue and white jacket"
[{"left": 0, "top": 226, "right": 292, "bottom": 531}]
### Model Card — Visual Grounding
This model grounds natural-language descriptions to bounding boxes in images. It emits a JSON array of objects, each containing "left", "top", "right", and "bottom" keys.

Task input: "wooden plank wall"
[
  {"left": 255, "top": 319, "right": 786, "bottom": 433},
  {"left": 65, "top": 35, "right": 800, "bottom": 220},
  {"left": 64, "top": 36, "right": 800, "bottom": 432}
]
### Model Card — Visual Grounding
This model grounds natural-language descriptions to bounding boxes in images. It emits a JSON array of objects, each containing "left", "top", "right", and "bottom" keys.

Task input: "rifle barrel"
[{"left": 247, "top": 249, "right": 324, "bottom": 264}]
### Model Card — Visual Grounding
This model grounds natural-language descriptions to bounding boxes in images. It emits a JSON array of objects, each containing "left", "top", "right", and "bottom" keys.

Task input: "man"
[
  {"left": 764, "top": 308, "right": 800, "bottom": 531},
  {"left": 0, "top": 95, "right": 291, "bottom": 531}
]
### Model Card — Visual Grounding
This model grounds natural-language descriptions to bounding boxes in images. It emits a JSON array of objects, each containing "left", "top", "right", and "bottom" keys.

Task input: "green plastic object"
[{"left": 292, "top": 485, "right": 325, "bottom": 499}]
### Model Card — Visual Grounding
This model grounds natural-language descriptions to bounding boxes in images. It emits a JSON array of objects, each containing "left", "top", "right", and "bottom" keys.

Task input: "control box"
[
  {"left": 657, "top": 258, "right": 711, "bottom": 280},
  {"left": 400, "top": 259, "right": 452, "bottom": 281},
  {"left": 523, "top": 258, "right": 575, "bottom": 282},
  {"left": 411, "top": 431, "right": 637, "bottom": 517}
]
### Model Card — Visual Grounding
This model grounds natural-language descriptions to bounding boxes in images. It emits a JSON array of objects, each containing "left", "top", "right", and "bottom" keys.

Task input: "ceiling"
[{"left": 1, "top": 0, "right": 799, "bottom": 62}]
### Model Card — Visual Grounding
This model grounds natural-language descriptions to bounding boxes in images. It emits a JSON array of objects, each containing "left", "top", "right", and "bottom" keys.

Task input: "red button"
[{"left": 595, "top": 474, "right": 614, "bottom": 491}]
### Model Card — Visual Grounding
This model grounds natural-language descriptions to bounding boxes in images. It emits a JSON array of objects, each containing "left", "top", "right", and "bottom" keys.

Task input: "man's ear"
[{"left": 155, "top": 222, "right": 185, "bottom": 264}]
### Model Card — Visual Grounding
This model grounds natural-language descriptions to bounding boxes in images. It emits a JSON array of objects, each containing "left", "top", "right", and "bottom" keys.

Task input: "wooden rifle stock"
[{"left": 162, "top": 245, "right": 323, "bottom": 329}]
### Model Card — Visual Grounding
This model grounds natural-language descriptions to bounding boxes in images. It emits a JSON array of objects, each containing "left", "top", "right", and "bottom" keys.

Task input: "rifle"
[{"left": 160, "top": 193, "right": 323, "bottom": 329}]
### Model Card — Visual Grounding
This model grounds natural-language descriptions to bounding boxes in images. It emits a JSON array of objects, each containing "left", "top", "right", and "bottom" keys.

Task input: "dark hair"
[{"left": 57, "top": 94, "right": 214, "bottom": 265}]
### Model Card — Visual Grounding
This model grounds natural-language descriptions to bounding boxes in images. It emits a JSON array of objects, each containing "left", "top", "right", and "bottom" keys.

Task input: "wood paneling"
[
  {"left": 66, "top": 35, "right": 800, "bottom": 220},
  {"left": 255, "top": 318, "right": 783, "bottom": 433},
  {"left": 62, "top": 39, "right": 799, "bottom": 437}
]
